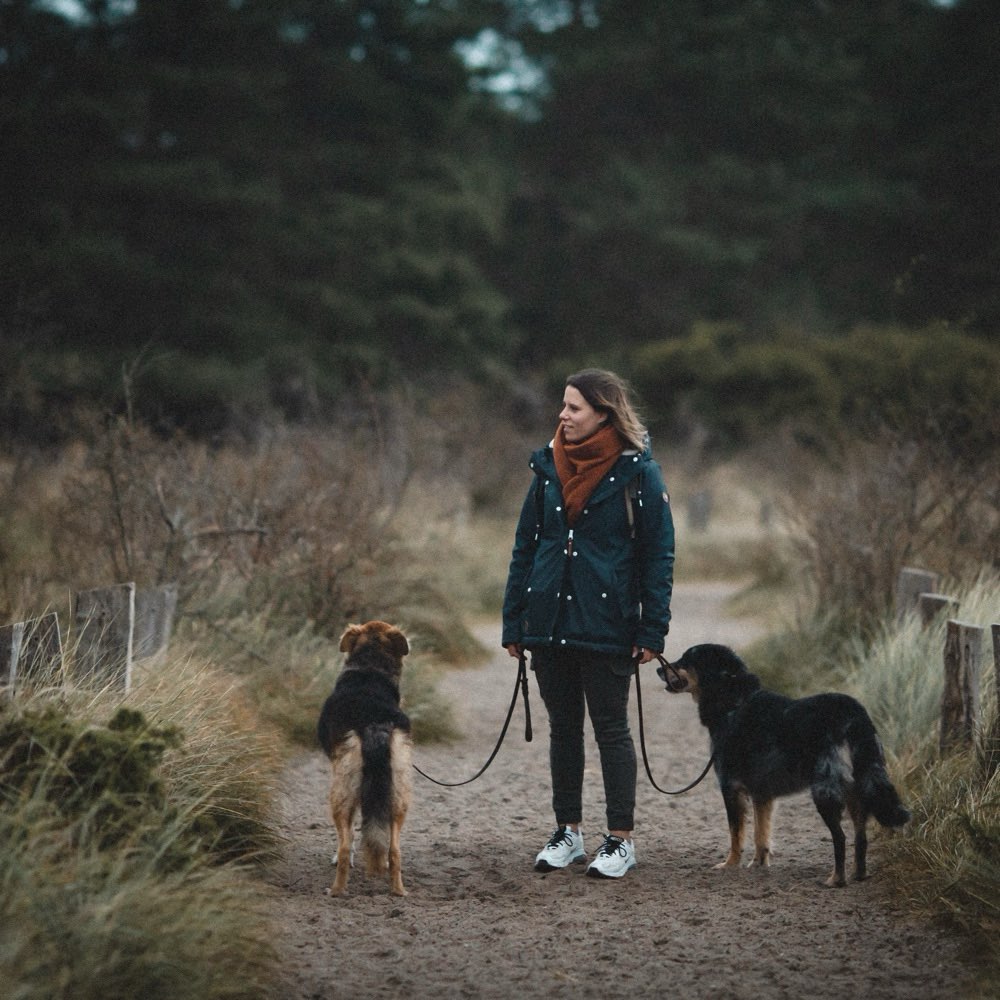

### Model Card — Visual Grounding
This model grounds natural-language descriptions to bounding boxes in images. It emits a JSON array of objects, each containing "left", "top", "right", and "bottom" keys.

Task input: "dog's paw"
[
  {"left": 824, "top": 872, "right": 847, "bottom": 888},
  {"left": 713, "top": 859, "right": 740, "bottom": 871}
]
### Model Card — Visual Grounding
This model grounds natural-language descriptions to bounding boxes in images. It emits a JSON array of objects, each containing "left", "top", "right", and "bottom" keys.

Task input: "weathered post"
[
  {"left": 940, "top": 620, "right": 983, "bottom": 752},
  {"left": 993, "top": 624, "right": 999, "bottom": 707},
  {"left": 73, "top": 583, "right": 135, "bottom": 692},
  {"left": 0, "top": 624, "right": 16, "bottom": 686},
  {"left": 896, "top": 567, "right": 940, "bottom": 624},
  {"left": 917, "top": 593, "right": 959, "bottom": 628},
  {"left": 134, "top": 583, "right": 178, "bottom": 661},
  {"left": 687, "top": 490, "right": 713, "bottom": 533},
  {"left": 0, "top": 613, "right": 63, "bottom": 686},
  {"left": 989, "top": 624, "right": 1000, "bottom": 775}
]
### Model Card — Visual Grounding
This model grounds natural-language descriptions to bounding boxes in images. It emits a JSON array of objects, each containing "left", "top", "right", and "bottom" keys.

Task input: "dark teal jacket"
[{"left": 501, "top": 442, "right": 675, "bottom": 656}]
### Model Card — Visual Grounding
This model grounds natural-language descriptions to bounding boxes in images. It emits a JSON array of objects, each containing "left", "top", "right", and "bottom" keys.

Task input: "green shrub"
[
  {"left": 632, "top": 321, "right": 1000, "bottom": 458},
  {"left": 0, "top": 674, "right": 281, "bottom": 1000},
  {"left": 0, "top": 706, "right": 182, "bottom": 852}
]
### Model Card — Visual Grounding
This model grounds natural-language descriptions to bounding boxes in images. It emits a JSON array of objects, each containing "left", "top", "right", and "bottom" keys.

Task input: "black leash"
[
  {"left": 635, "top": 654, "right": 715, "bottom": 795},
  {"left": 412, "top": 649, "right": 712, "bottom": 795},
  {"left": 413, "top": 651, "right": 532, "bottom": 787}
]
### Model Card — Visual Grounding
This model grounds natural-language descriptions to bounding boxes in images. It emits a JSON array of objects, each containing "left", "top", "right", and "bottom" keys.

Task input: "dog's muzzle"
[{"left": 655, "top": 656, "right": 686, "bottom": 693}]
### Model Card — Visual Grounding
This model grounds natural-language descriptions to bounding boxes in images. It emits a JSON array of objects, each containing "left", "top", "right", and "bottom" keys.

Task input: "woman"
[{"left": 502, "top": 369, "right": 675, "bottom": 879}]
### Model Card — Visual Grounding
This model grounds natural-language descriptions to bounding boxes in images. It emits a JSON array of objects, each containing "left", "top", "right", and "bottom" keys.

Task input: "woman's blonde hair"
[{"left": 566, "top": 369, "right": 648, "bottom": 451}]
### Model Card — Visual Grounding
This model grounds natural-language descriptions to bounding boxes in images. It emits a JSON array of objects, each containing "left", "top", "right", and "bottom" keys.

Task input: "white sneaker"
[
  {"left": 534, "top": 826, "right": 586, "bottom": 871},
  {"left": 586, "top": 834, "right": 636, "bottom": 878}
]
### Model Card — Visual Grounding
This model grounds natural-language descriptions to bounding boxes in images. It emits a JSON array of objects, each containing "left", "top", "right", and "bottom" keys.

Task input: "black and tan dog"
[
  {"left": 659, "top": 644, "right": 910, "bottom": 887},
  {"left": 317, "top": 620, "right": 413, "bottom": 897}
]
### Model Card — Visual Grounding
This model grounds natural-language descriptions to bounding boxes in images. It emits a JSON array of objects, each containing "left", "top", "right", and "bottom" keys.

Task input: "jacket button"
[{"left": 602, "top": 592, "right": 607, "bottom": 598}]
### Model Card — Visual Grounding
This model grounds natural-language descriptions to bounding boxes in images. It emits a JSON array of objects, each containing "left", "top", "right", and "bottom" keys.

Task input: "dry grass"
[{"left": 0, "top": 654, "right": 282, "bottom": 999}]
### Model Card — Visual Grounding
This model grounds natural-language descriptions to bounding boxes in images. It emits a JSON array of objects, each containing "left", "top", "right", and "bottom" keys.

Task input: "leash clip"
[{"left": 635, "top": 653, "right": 715, "bottom": 795}]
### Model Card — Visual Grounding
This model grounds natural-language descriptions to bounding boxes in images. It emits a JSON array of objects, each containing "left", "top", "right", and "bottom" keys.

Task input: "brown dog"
[{"left": 317, "top": 621, "right": 413, "bottom": 896}]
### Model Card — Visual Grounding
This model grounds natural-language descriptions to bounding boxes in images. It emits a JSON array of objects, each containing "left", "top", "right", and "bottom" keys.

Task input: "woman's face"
[{"left": 560, "top": 385, "right": 607, "bottom": 443}]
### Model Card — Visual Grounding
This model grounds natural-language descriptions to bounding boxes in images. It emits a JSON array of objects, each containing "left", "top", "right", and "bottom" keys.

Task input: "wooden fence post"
[
  {"left": 0, "top": 623, "right": 16, "bottom": 686},
  {"left": 918, "top": 593, "right": 959, "bottom": 627},
  {"left": 940, "top": 619, "right": 983, "bottom": 752},
  {"left": 686, "top": 490, "right": 713, "bottom": 532},
  {"left": 73, "top": 583, "right": 135, "bottom": 693},
  {"left": 134, "top": 583, "right": 178, "bottom": 661},
  {"left": 896, "top": 567, "right": 940, "bottom": 624},
  {"left": 989, "top": 624, "right": 1000, "bottom": 776},
  {"left": 0, "top": 612, "right": 63, "bottom": 687},
  {"left": 993, "top": 624, "right": 999, "bottom": 707}
]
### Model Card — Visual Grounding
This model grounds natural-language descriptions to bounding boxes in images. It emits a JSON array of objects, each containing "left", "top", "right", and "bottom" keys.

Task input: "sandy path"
[{"left": 267, "top": 582, "right": 972, "bottom": 999}]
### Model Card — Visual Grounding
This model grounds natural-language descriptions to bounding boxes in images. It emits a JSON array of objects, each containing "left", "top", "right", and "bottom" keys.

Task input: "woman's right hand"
[{"left": 505, "top": 643, "right": 524, "bottom": 658}]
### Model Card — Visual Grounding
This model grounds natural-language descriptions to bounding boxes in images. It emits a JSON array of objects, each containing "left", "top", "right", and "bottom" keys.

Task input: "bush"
[
  {"left": 0, "top": 706, "right": 182, "bottom": 853},
  {"left": 781, "top": 426, "right": 999, "bottom": 634},
  {"left": 631, "top": 321, "right": 1000, "bottom": 458},
  {"left": 0, "top": 407, "right": 490, "bottom": 660},
  {"left": 0, "top": 660, "right": 282, "bottom": 999}
]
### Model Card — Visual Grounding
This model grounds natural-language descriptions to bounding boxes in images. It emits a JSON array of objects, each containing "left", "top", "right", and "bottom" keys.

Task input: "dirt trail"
[{"left": 267, "top": 582, "right": 972, "bottom": 999}]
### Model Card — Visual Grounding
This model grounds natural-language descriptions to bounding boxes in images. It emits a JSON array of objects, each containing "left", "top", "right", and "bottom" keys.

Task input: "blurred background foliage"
[{"left": 1, "top": 0, "right": 999, "bottom": 447}]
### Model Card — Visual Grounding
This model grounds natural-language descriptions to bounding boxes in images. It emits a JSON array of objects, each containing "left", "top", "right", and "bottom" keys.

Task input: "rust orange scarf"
[{"left": 553, "top": 423, "right": 624, "bottom": 527}]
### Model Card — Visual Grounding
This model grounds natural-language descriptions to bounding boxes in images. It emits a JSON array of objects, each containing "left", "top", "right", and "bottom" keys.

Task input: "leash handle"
[
  {"left": 413, "top": 651, "right": 532, "bottom": 786},
  {"left": 635, "top": 654, "right": 715, "bottom": 796}
]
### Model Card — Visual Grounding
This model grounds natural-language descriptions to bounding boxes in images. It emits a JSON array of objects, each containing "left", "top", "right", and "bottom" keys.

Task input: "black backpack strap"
[
  {"left": 533, "top": 474, "right": 545, "bottom": 545},
  {"left": 626, "top": 471, "right": 642, "bottom": 540}
]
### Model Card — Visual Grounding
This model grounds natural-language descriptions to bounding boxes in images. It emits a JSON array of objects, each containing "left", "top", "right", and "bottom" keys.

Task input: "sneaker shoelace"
[
  {"left": 545, "top": 826, "right": 574, "bottom": 849},
  {"left": 598, "top": 835, "right": 627, "bottom": 857}
]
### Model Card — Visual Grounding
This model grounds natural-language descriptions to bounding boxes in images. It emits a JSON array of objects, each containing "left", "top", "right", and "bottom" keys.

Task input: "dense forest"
[{"left": 1, "top": 0, "right": 998, "bottom": 445}]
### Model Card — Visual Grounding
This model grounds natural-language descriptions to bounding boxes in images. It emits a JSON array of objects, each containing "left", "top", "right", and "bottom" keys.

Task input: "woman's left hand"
[{"left": 632, "top": 646, "right": 656, "bottom": 664}]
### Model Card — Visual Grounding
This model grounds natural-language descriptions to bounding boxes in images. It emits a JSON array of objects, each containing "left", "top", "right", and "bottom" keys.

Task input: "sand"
[{"left": 267, "top": 582, "right": 973, "bottom": 999}]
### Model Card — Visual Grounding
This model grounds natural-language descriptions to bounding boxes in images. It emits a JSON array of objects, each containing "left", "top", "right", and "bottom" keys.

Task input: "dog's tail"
[
  {"left": 359, "top": 723, "right": 400, "bottom": 874},
  {"left": 848, "top": 714, "right": 911, "bottom": 829}
]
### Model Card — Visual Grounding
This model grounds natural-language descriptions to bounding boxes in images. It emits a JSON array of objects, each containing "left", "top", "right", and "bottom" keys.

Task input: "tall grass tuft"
[
  {"left": 128, "top": 651, "right": 284, "bottom": 865},
  {"left": 0, "top": 651, "right": 283, "bottom": 1000},
  {"left": 841, "top": 571, "right": 999, "bottom": 761},
  {"left": 809, "top": 570, "right": 1000, "bottom": 988},
  {"left": 0, "top": 830, "right": 277, "bottom": 1000},
  {"left": 880, "top": 749, "right": 1000, "bottom": 998}
]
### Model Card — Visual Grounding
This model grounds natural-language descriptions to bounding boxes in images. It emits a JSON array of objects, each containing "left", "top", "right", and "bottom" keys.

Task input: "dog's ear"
[
  {"left": 384, "top": 625, "right": 409, "bottom": 659},
  {"left": 339, "top": 624, "right": 363, "bottom": 653},
  {"left": 738, "top": 672, "right": 762, "bottom": 697}
]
